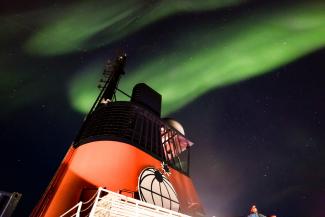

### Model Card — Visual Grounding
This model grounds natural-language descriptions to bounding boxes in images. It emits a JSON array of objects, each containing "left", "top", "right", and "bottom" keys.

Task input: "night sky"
[{"left": 1, "top": 1, "right": 325, "bottom": 217}]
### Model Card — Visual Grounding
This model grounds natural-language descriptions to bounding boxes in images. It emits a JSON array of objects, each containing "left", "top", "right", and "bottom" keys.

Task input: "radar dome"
[{"left": 164, "top": 118, "right": 185, "bottom": 135}]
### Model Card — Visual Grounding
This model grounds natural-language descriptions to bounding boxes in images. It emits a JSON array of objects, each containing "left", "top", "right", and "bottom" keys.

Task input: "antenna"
[{"left": 73, "top": 53, "right": 127, "bottom": 144}]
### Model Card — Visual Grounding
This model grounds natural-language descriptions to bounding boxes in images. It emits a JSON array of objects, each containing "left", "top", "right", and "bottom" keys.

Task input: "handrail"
[
  {"left": 60, "top": 187, "right": 191, "bottom": 217},
  {"left": 60, "top": 202, "right": 82, "bottom": 217}
]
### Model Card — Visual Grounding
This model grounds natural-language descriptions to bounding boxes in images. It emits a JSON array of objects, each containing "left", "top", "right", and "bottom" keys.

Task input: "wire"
[{"left": 116, "top": 88, "right": 131, "bottom": 98}]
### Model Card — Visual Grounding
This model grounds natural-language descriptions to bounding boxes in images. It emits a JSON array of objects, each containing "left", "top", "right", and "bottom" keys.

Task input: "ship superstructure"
[{"left": 31, "top": 54, "right": 205, "bottom": 217}]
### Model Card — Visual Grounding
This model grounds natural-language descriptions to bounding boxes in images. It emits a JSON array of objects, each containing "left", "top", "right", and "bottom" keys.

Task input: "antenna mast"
[{"left": 73, "top": 53, "right": 127, "bottom": 144}]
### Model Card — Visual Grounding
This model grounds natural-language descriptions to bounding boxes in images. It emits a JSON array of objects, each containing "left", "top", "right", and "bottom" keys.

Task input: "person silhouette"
[{"left": 247, "top": 205, "right": 266, "bottom": 217}]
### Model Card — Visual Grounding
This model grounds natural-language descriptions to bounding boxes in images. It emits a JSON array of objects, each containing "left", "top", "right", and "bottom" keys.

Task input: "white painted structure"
[{"left": 60, "top": 187, "right": 191, "bottom": 217}]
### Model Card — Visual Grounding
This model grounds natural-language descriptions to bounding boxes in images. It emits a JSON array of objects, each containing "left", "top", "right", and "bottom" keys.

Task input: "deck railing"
[{"left": 60, "top": 187, "right": 191, "bottom": 217}]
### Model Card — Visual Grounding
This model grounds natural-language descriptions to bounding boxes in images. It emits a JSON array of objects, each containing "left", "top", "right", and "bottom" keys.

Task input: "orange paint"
[{"left": 31, "top": 141, "right": 203, "bottom": 217}]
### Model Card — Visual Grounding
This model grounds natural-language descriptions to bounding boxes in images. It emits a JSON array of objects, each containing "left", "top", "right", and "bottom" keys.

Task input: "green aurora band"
[
  {"left": 24, "top": 0, "right": 243, "bottom": 56},
  {"left": 69, "top": 2, "right": 325, "bottom": 115}
]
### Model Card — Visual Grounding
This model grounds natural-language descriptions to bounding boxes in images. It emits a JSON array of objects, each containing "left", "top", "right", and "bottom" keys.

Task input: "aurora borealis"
[
  {"left": 24, "top": 0, "right": 244, "bottom": 56},
  {"left": 69, "top": 2, "right": 325, "bottom": 115},
  {"left": 1, "top": 1, "right": 325, "bottom": 115},
  {"left": 1, "top": 0, "right": 325, "bottom": 216}
]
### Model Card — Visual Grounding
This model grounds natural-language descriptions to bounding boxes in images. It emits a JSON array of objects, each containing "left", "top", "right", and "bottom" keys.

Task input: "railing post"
[
  {"left": 76, "top": 202, "right": 82, "bottom": 217},
  {"left": 89, "top": 187, "right": 102, "bottom": 217}
]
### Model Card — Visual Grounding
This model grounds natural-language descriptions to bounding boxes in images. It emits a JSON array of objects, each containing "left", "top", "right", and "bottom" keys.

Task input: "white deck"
[{"left": 60, "top": 187, "right": 191, "bottom": 217}]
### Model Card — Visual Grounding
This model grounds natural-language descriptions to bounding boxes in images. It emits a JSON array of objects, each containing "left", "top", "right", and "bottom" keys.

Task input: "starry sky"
[{"left": 0, "top": 0, "right": 325, "bottom": 216}]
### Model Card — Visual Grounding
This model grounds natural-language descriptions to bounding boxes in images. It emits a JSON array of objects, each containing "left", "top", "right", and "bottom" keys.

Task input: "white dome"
[{"left": 165, "top": 119, "right": 185, "bottom": 135}]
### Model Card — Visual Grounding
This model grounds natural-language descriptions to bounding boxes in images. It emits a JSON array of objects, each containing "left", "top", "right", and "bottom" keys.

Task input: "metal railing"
[
  {"left": 60, "top": 202, "right": 82, "bottom": 217},
  {"left": 75, "top": 102, "right": 193, "bottom": 175},
  {"left": 61, "top": 187, "right": 191, "bottom": 217}
]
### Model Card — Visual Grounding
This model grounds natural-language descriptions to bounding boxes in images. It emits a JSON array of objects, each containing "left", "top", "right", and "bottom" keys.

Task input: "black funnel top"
[{"left": 131, "top": 83, "right": 162, "bottom": 117}]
